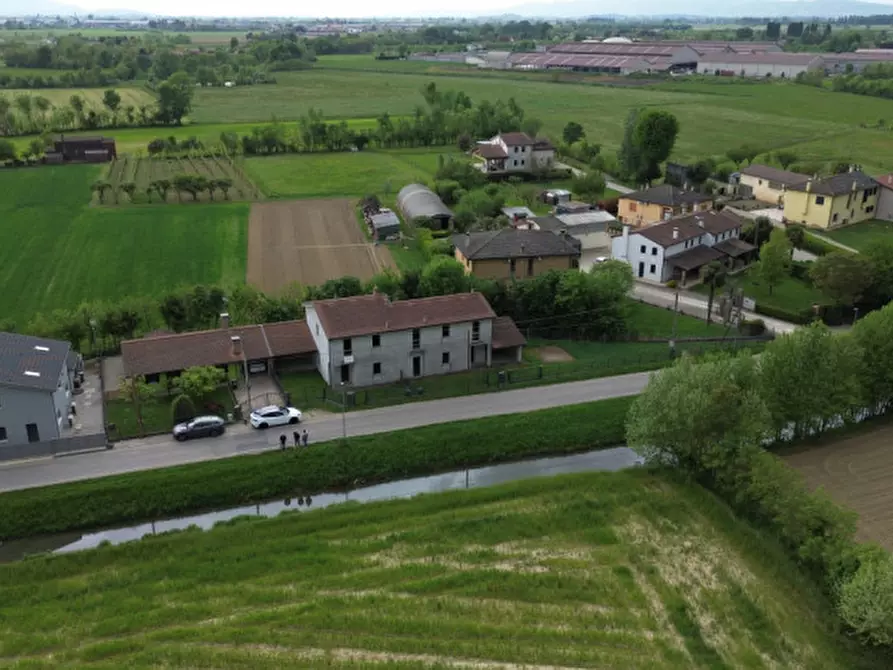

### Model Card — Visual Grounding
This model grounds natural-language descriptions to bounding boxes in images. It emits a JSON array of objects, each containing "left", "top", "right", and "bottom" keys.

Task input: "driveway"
[
  {"left": 554, "top": 162, "right": 632, "bottom": 195},
  {"left": 631, "top": 282, "right": 798, "bottom": 334},
  {"left": 0, "top": 372, "right": 649, "bottom": 493}
]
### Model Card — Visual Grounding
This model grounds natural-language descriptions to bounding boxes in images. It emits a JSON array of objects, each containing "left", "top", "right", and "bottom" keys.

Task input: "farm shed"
[
  {"left": 51, "top": 135, "right": 117, "bottom": 162},
  {"left": 370, "top": 210, "right": 401, "bottom": 239},
  {"left": 397, "top": 184, "right": 453, "bottom": 230}
]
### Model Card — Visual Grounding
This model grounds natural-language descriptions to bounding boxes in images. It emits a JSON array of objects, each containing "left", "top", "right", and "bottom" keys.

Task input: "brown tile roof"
[
  {"left": 310, "top": 292, "right": 497, "bottom": 340},
  {"left": 491, "top": 316, "right": 526, "bottom": 349},
  {"left": 668, "top": 245, "right": 726, "bottom": 271},
  {"left": 497, "top": 132, "right": 534, "bottom": 146},
  {"left": 636, "top": 211, "right": 743, "bottom": 247},
  {"left": 874, "top": 173, "right": 893, "bottom": 189},
  {"left": 740, "top": 163, "right": 809, "bottom": 186},
  {"left": 714, "top": 238, "right": 756, "bottom": 258},
  {"left": 122, "top": 320, "right": 315, "bottom": 377},
  {"left": 533, "top": 137, "right": 555, "bottom": 150},
  {"left": 453, "top": 228, "right": 581, "bottom": 260},
  {"left": 475, "top": 143, "right": 508, "bottom": 159}
]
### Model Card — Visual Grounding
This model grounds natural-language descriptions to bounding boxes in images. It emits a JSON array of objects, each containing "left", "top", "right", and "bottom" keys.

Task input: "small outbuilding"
[
  {"left": 397, "top": 184, "right": 453, "bottom": 230},
  {"left": 370, "top": 210, "right": 401, "bottom": 240},
  {"left": 50, "top": 135, "right": 117, "bottom": 163}
]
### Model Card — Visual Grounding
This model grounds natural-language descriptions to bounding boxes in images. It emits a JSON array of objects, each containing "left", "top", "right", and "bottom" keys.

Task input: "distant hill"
[{"left": 492, "top": 0, "right": 893, "bottom": 18}]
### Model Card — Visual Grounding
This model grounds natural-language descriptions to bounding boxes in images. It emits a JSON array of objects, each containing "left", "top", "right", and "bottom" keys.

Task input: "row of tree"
[
  {"left": 91, "top": 174, "right": 236, "bottom": 204},
  {"left": 628, "top": 310, "right": 893, "bottom": 648},
  {"left": 5, "top": 259, "right": 637, "bottom": 357}
]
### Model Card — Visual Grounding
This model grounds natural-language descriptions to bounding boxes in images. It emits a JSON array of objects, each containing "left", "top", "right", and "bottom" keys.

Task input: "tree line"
[
  {"left": 628, "top": 308, "right": 893, "bottom": 649},
  {"left": 2, "top": 258, "right": 638, "bottom": 357},
  {"left": 90, "top": 174, "right": 235, "bottom": 204}
]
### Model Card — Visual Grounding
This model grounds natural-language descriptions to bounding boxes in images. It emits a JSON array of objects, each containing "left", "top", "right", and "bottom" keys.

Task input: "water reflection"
[{"left": 0, "top": 446, "right": 640, "bottom": 562}]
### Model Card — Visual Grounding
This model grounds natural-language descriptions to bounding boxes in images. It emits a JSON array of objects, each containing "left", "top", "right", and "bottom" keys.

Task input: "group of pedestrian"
[{"left": 279, "top": 429, "right": 309, "bottom": 450}]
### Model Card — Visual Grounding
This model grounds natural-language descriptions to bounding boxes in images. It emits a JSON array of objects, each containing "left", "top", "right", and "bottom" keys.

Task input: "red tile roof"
[
  {"left": 491, "top": 316, "right": 526, "bottom": 349},
  {"left": 876, "top": 173, "right": 893, "bottom": 189},
  {"left": 475, "top": 143, "right": 509, "bottom": 159},
  {"left": 310, "top": 292, "right": 496, "bottom": 340},
  {"left": 497, "top": 132, "right": 534, "bottom": 146},
  {"left": 122, "top": 320, "right": 315, "bottom": 377}
]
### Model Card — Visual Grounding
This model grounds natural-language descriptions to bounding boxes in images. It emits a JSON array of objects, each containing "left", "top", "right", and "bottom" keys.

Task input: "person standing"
[
  {"left": 293, "top": 430, "right": 300, "bottom": 448},
  {"left": 301, "top": 429, "right": 309, "bottom": 448},
  {"left": 279, "top": 434, "right": 287, "bottom": 451}
]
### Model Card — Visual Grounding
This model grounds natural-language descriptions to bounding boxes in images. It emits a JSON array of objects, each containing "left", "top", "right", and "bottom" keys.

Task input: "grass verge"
[
  {"left": 0, "top": 467, "right": 877, "bottom": 669},
  {"left": 0, "top": 396, "right": 633, "bottom": 541}
]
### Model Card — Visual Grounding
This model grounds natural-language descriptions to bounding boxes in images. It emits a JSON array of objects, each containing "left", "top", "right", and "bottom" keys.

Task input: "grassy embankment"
[
  {"left": 0, "top": 165, "right": 248, "bottom": 325},
  {"left": 0, "top": 466, "right": 878, "bottom": 669},
  {"left": 0, "top": 396, "right": 633, "bottom": 540}
]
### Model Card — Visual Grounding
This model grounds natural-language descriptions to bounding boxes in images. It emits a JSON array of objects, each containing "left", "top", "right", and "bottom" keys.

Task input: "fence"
[{"left": 0, "top": 432, "right": 108, "bottom": 463}]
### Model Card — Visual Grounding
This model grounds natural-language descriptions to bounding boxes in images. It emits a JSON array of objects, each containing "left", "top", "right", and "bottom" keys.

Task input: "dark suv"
[{"left": 172, "top": 415, "right": 226, "bottom": 441}]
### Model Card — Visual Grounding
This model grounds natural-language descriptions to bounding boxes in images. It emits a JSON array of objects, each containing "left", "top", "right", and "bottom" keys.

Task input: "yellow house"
[
  {"left": 782, "top": 170, "right": 879, "bottom": 230},
  {"left": 617, "top": 184, "right": 713, "bottom": 227},
  {"left": 452, "top": 229, "right": 580, "bottom": 281}
]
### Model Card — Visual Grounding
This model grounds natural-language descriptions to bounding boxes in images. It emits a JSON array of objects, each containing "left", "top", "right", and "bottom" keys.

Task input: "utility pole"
[
  {"left": 669, "top": 281, "right": 681, "bottom": 358},
  {"left": 341, "top": 382, "right": 348, "bottom": 442}
]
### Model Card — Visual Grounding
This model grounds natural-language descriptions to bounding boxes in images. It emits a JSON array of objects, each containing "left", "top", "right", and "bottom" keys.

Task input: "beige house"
[
  {"left": 739, "top": 164, "right": 810, "bottom": 206},
  {"left": 453, "top": 229, "right": 580, "bottom": 281},
  {"left": 617, "top": 184, "right": 713, "bottom": 227}
]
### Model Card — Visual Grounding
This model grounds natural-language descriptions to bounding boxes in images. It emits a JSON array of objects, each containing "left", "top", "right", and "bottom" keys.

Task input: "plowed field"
[
  {"left": 247, "top": 199, "right": 394, "bottom": 292},
  {"left": 782, "top": 424, "right": 893, "bottom": 551}
]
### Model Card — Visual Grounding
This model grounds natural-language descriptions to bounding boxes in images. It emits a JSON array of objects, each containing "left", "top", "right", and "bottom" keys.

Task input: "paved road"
[
  {"left": 554, "top": 162, "right": 633, "bottom": 195},
  {"left": 0, "top": 372, "right": 650, "bottom": 494},
  {"left": 631, "top": 282, "right": 798, "bottom": 334}
]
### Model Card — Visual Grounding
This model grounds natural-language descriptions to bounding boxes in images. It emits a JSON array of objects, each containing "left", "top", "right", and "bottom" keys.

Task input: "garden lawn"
[
  {"left": 823, "top": 219, "right": 893, "bottom": 252},
  {"left": 725, "top": 269, "right": 826, "bottom": 317},
  {"left": 0, "top": 166, "right": 248, "bottom": 325},
  {"left": 188, "top": 68, "right": 893, "bottom": 170},
  {"left": 626, "top": 300, "right": 728, "bottom": 338},
  {"left": 105, "top": 386, "right": 235, "bottom": 440},
  {"left": 245, "top": 148, "right": 457, "bottom": 199},
  {"left": 0, "top": 469, "right": 877, "bottom": 669}
]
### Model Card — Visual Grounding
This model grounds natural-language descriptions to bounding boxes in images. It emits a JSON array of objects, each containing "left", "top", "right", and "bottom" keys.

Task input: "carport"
[{"left": 669, "top": 246, "right": 726, "bottom": 287}]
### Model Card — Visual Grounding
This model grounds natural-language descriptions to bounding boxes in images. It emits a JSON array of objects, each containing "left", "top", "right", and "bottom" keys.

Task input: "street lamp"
[{"left": 89, "top": 318, "right": 98, "bottom": 355}]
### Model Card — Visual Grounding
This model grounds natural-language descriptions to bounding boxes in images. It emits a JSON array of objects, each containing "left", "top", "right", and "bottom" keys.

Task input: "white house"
[
  {"left": 474, "top": 132, "right": 555, "bottom": 175},
  {"left": 611, "top": 211, "right": 754, "bottom": 285}
]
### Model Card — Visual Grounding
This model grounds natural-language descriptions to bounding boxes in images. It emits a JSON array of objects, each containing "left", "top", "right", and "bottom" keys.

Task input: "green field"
[
  {"left": 824, "top": 219, "right": 893, "bottom": 252},
  {"left": 1, "top": 86, "right": 154, "bottom": 110},
  {"left": 186, "top": 67, "right": 893, "bottom": 172},
  {"left": 0, "top": 165, "right": 247, "bottom": 324},
  {"left": 245, "top": 148, "right": 456, "bottom": 198},
  {"left": 0, "top": 470, "right": 876, "bottom": 669}
]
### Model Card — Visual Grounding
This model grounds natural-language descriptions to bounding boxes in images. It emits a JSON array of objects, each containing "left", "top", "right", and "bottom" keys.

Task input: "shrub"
[
  {"left": 754, "top": 302, "right": 812, "bottom": 324},
  {"left": 790, "top": 259, "right": 814, "bottom": 283},
  {"left": 665, "top": 280, "right": 677, "bottom": 289},
  {"left": 738, "top": 318, "right": 766, "bottom": 336},
  {"left": 798, "top": 233, "right": 839, "bottom": 257},
  {"left": 171, "top": 394, "right": 196, "bottom": 424}
]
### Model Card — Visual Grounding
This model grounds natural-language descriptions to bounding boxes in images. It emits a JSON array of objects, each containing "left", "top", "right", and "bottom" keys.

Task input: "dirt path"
[{"left": 247, "top": 199, "right": 395, "bottom": 293}]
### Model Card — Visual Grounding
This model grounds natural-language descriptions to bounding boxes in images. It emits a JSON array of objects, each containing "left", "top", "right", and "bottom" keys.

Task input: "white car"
[{"left": 249, "top": 405, "right": 303, "bottom": 429}]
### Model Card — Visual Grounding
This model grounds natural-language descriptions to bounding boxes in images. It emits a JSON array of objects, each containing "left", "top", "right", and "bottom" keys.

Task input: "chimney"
[
  {"left": 852, "top": 180, "right": 858, "bottom": 192},
  {"left": 696, "top": 217, "right": 704, "bottom": 228},
  {"left": 231, "top": 335, "right": 242, "bottom": 357},
  {"left": 672, "top": 227, "right": 679, "bottom": 240},
  {"left": 849, "top": 164, "right": 855, "bottom": 173},
  {"left": 220, "top": 312, "right": 230, "bottom": 329},
  {"left": 806, "top": 179, "right": 812, "bottom": 193}
]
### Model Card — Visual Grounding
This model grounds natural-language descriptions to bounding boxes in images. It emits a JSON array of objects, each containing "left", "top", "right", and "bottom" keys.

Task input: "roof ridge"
[
  {"left": 258, "top": 324, "right": 273, "bottom": 358},
  {"left": 122, "top": 324, "right": 261, "bottom": 346}
]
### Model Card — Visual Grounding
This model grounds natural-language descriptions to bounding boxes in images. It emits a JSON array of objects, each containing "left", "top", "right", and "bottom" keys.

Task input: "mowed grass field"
[
  {"left": 0, "top": 166, "right": 247, "bottom": 323},
  {"left": 0, "top": 470, "right": 877, "bottom": 669},
  {"left": 2, "top": 86, "right": 154, "bottom": 110},
  {"left": 245, "top": 148, "right": 456, "bottom": 198},
  {"left": 190, "top": 66, "right": 893, "bottom": 171},
  {"left": 824, "top": 219, "right": 893, "bottom": 252}
]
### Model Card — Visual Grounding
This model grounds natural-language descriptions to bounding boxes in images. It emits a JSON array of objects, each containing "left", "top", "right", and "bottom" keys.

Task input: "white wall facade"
[
  {"left": 877, "top": 187, "right": 893, "bottom": 222},
  {"left": 699, "top": 60, "right": 818, "bottom": 78},
  {"left": 739, "top": 174, "right": 786, "bottom": 205},
  {"left": 305, "top": 305, "right": 332, "bottom": 385}
]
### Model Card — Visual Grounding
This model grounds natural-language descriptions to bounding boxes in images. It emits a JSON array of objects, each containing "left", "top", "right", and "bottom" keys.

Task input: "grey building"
[
  {"left": 304, "top": 292, "right": 525, "bottom": 388},
  {"left": 0, "top": 332, "right": 73, "bottom": 446}
]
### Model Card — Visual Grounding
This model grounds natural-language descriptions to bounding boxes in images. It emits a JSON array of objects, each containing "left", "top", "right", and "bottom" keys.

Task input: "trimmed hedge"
[
  {"left": 754, "top": 302, "right": 812, "bottom": 325},
  {"left": 800, "top": 232, "right": 841, "bottom": 257},
  {"left": 0, "top": 396, "right": 634, "bottom": 541}
]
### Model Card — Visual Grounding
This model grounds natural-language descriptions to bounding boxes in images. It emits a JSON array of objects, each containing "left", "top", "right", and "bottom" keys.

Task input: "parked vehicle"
[
  {"left": 173, "top": 415, "right": 226, "bottom": 441},
  {"left": 249, "top": 405, "right": 303, "bottom": 429}
]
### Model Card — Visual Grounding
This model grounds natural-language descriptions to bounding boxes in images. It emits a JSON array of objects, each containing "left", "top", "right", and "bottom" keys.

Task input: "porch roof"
[
  {"left": 714, "top": 238, "right": 756, "bottom": 258},
  {"left": 668, "top": 246, "right": 725, "bottom": 271}
]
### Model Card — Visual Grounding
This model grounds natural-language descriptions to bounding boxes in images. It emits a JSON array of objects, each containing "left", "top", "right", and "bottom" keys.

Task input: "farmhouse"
[
  {"left": 0, "top": 332, "right": 74, "bottom": 447},
  {"left": 304, "top": 292, "right": 525, "bottom": 387},
  {"left": 611, "top": 210, "right": 753, "bottom": 285},
  {"left": 473, "top": 132, "right": 555, "bottom": 175},
  {"left": 617, "top": 184, "right": 713, "bottom": 226},
  {"left": 397, "top": 184, "right": 453, "bottom": 230},
  {"left": 782, "top": 169, "right": 879, "bottom": 229},
  {"left": 453, "top": 228, "right": 581, "bottom": 280},
  {"left": 696, "top": 52, "right": 824, "bottom": 78},
  {"left": 739, "top": 164, "right": 810, "bottom": 206},
  {"left": 47, "top": 135, "right": 117, "bottom": 163}
]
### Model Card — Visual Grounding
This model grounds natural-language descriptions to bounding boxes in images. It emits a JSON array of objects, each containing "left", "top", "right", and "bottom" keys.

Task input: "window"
[
  {"left": 514, "top": 146, "right": 518, "bottom": 153},
  {"left": 527, "top": 258, "right": 535, "bottom": 277},
  {"left": 412, "top": 328, "right": 420, "bottom": 348},
  {"left": 629, "top": 202, "right": 637, "bottom": 212},
  {"left": 372, "top": 334, "right": 381, "bottom": 348},
  {"left": 373, "top": 362, "right": 382, "bottom": 375},
  {"left": 145, "top": 373, "right": 160, "bottom": 384},
  {"left": 571, "top": 258, "right": 579, "bottom": 269},
  {"left": 0, "top": 426, "right": 6, "bottom": 442},
  {"left": 442, "top": 352, "right": 450, "bottom": 365},
  {"left": 442, "top": 325, "right": 450, "bottom": 338},
  {"left": 513, "top": 159, "right": 518, "bottom": 167},
  {"left": 639, "top": 245, "right": 646, "bottom": 253},
  {"left": 649, "top": 264, "right": 656, "bottom": 274},
  {"left": 472, "top": 321, "right": 481, "bottom": 340},
  {"left": 815, "top": 196, "right": 825, "bottom": 205},
  {"left": 343, "top": 338, "right": 352, "bottom": 356},
  {"left": 833, "top": 213, "right": 839, "bottom": 222},
  {"left": 521, "top": 159, "right": 525, "bottom": 166},
  {"left": 651, "top": 247, "right": 657, "bottom": 256},
  {"left": 509, "top": 258, "right": 517, "bottom": 274},
  {"left": 867, "top": 205, "right": 875, "bottom": 213}
]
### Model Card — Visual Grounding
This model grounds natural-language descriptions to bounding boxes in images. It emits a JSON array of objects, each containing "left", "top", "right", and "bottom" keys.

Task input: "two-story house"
[
  {"left": 473, "top": 132, "right": 555, "bottom": 175},
  {"left": 304, "top": 292, "right": 525, "bottom": 387},
  {"left": 611, "top": 211, "right": 754, "bottom": 285},
  {"left": 617, "top": 184, "right": 714, "bottom": 226},
  {"left": 452, "top": 228, "right": 581, "bottom": 281},
  {"left": 0, "top": 332, "right": 73, "bottom": 446},
  {"left": 783, "top": 169, "right": 879, "bottom": 229},
  {"left": 738, "top": 164, "right": 809, "bottom": 206}
]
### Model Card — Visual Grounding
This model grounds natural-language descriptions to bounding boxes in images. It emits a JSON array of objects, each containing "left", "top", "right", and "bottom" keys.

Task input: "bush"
[
  {"left": 754, "top": 302, "right": 812, "bottom": 324},
  {"left": 798, "top": 233, "right": 839, "bottom": 257},
  {"left": 790, "top": 259, "right": 814, "bottom": 283},
  {"left": 0, "top": 396, "right": 634, "bottom": 540},
  {"left": 738, "top": 318, "right": 766, "bottom": 336},
  {"left": 665, "top": 280, "right": 677, "bottom": 289},
  {"left": 171, "top": 394, "right": 196, "bottom": 424},
  {"left": 597, "top": 197, "right": 619, "bottom": 215}
]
